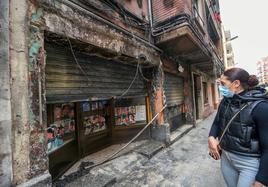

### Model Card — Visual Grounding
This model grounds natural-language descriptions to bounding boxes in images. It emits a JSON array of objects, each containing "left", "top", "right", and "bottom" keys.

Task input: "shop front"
[{"left": 45, "top": 43, "right": 150, "bottom": 179}]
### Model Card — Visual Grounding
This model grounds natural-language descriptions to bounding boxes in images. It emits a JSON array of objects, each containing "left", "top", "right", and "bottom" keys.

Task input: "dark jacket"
[
  {"left": 211, "top": 87, "right": 267, "bottom": 157},
  {"left": 209, "top": 87, "right": 268, "bottom": 185}
]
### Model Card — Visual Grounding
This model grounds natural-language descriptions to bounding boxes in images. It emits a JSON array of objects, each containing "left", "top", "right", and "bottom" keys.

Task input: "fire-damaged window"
[{"left": 202, "top": 82, "right": 209, "bottom": 104}]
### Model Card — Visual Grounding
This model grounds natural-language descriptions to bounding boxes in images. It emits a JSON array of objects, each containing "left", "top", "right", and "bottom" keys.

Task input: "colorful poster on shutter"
[
  {"left": 47, "top": 103, "right": 76, "bottom": 154},
  {"left": 114, "top": 105, "right": 145, "bottom": 126},
  {"left": 83, "top": 115, "right": 106, "bottom": 135}
]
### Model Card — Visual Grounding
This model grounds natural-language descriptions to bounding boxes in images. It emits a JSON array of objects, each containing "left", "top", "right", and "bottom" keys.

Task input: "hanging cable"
[
  {"left": 139, "top": 65, "right": 151, "bottom": 82},
  {"left": 54, "top": 105, "right": 167, "bottom": 185},
  {"left": 84, "top": 104, "right": 167, "bottom": 169},
  {"left": 66, "top": 35, "right": 92, "bottom": 85},
  {"left": 116, "top": 61, "right": 140, "bottom": 99},
  {"left": 66, "top": 34, "right": 142, "bottom": 99}
]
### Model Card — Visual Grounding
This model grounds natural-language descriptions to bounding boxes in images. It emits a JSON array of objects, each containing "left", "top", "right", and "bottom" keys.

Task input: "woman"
[{"left": 208, "top": 68, "right": 268, "bottom": 187}]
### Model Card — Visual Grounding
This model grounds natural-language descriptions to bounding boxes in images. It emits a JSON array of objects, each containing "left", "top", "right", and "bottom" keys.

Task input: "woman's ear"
[{"left": 234, "top": 80, "right": 241, "bottom": 88}]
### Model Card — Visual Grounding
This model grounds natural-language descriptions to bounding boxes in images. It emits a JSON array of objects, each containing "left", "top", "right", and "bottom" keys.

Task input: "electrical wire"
[
  {"left": 66, "top": 34, "right": 142, "bottom": 99},
  {"left": 84, "top": 104, "right": 167, "bottom": 170},
  {"left": 103, "top": 0, "right": 148, "bottom": 29},
  {"left": 65, "top": 30, "right": 164, "bottom": 171},
  {"left": 116, "top": 61, "right": 140, "bottom": 99},
  {"left": 139, "top": 66, "right": 151, "bottom": 82},
  {"left": 66, "top": 35, "right": 92, "bottom": 86},
  {"left": 62, "top": 0, "right": 162, "bottom": 52},
  {"left": 55, "top": 105, "right": 167, "bottom": 184}
]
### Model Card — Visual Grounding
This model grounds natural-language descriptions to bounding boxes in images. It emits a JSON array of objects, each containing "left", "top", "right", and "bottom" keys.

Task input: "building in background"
[
  {"left": 0, "top": 0, "right": 224, "bottom": 185},
  {"left": 257, "top": 57, "right": 268, "bottom": 84},
  {"left": 222, "top": 29, "right": 236, "bottom": 69}
]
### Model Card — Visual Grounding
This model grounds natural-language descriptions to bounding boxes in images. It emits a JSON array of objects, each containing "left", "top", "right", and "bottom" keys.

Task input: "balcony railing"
[{"left": 205, "top": 0, "right": 221, "bottom": 37}]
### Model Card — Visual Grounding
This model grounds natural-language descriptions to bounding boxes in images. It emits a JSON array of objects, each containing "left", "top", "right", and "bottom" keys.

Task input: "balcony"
[
  {"left": 205, "top": 0, "right": 221, "bottom": 41},
  {"left": 152, "top": 5, "right": 210, "bottom": 63},
  {"left": 151, "top": 0, "right": 224, "bottom": 76}
]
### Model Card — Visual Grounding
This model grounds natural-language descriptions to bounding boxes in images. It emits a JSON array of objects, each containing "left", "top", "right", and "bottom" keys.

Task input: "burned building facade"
[{"left": 0, "top": 0, "right": 224, "bottom": 186}]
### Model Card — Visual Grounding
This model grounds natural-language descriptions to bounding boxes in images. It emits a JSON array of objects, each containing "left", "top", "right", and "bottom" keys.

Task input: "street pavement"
[
  {"left": 63, "top": 113, "right": 226, "bottom": 187},
  {"left": 112, "top": 112, "right": 226, "bottom": 187}
]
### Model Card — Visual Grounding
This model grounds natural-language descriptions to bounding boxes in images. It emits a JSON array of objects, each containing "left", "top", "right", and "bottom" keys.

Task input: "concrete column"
[
  {"left": 10, "top": 0, "right": 51, "bottom": 185},
  {"left": 150, "top": 62, "right": 170, "bottom": 143},
  {"left": 0, "top": 0, "right": 13, "bottom": 186},
  {"left": 184, "top": 64, "right": 194, "bottom": 124}
]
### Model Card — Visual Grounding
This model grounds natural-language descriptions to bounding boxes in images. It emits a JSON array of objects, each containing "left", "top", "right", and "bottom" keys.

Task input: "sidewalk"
[
  {"left": 113, "top": 113, "right": 225, "bottom": 187},
  {"left": 55, "top": 113, "right": 225, "bottom": 187}
]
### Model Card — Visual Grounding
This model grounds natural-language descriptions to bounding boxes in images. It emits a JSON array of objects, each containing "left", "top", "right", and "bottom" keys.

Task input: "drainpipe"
[{"left": 148, "top": 0, "right": 153, "bottom": 43}]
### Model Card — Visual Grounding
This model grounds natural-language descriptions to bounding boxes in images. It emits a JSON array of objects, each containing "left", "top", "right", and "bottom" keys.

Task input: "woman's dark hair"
[{"left": 223, "top": 68, "right": 259, "bottom": 89}]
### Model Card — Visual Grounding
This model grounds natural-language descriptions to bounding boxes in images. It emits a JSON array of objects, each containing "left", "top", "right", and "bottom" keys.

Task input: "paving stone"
[{"left": 134, "top": 140, "right": 165, "bottom": 158}]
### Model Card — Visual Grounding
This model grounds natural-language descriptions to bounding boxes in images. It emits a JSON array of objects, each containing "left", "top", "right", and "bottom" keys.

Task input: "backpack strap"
[{"left": 248, "top": 100, "right": 268, "bottom": 115}]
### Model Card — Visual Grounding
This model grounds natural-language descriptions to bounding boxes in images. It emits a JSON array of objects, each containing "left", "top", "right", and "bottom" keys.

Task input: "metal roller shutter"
[
  {"left": 164, "top": 72, "right": 185, "bottom": 132},
  {"left": 45, "top": 44, "right": 146, "bottom": 103},
  {"left": 164, "top": 73, "right": 184, "bottom": 106}
]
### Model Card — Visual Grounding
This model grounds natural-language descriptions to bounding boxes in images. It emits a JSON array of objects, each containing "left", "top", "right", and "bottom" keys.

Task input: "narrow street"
[
  {"left": 65, "top": 113, "right": 226, "bottom": 187},
  {"left": 5, "top": 1, "right": 264, "bottom": 186},
  {"left": 112, "top": 113, "right": 225, "bottom": 187}
]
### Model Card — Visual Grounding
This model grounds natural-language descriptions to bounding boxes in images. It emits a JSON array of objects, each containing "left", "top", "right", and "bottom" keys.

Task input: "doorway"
[
  {"left": 211, "top": 83, "right": 217, "bottom": 109},
  {"left": 193, "top": 74, "right": 201, "bottom": 120}
]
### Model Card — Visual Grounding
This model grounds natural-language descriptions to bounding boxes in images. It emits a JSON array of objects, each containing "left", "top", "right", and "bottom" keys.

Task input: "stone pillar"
[
  {"left": 0, "top": 0, "right": 13, "bottom": 186},
  {"left": 10, "top": 0, "right": 51, "bottom": 185},
  {"left": 150, "top": 61, "right": 170, "bottom": 143}
]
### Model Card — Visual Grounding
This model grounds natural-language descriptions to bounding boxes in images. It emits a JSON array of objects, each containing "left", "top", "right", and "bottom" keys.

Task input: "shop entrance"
[{"left": 45, "top": 42, "right": 149, "bottom": 179}]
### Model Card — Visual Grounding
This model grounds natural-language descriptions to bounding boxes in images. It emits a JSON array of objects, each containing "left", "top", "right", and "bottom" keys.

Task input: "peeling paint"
[
  {"left": 29, "top": 34, "right": 42, "bottom": 71},
  {"left": 28, "top": 104, "right": 36, "bottom": 125},
  {"left": 41, "top": 1, "right": 160, "bottom": 65},
  {"left": 29, "top": 41, "right": 41, "bottom": 58},
  {"left": 31, "top": 8, "right": 43, "bottom": 22}
]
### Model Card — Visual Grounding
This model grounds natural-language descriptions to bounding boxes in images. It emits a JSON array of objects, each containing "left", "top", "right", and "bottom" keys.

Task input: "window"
[{"left": 202, "top": 82, "right": 209, "bottom": 104}]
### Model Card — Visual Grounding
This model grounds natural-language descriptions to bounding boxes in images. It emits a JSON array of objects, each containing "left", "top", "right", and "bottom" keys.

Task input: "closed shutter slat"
[
  {"left": 45, "top": 44, "right": 146, "bottom": 103},
  {"left": 164, "top": 73, "right": 184, "bottom": 107}
]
